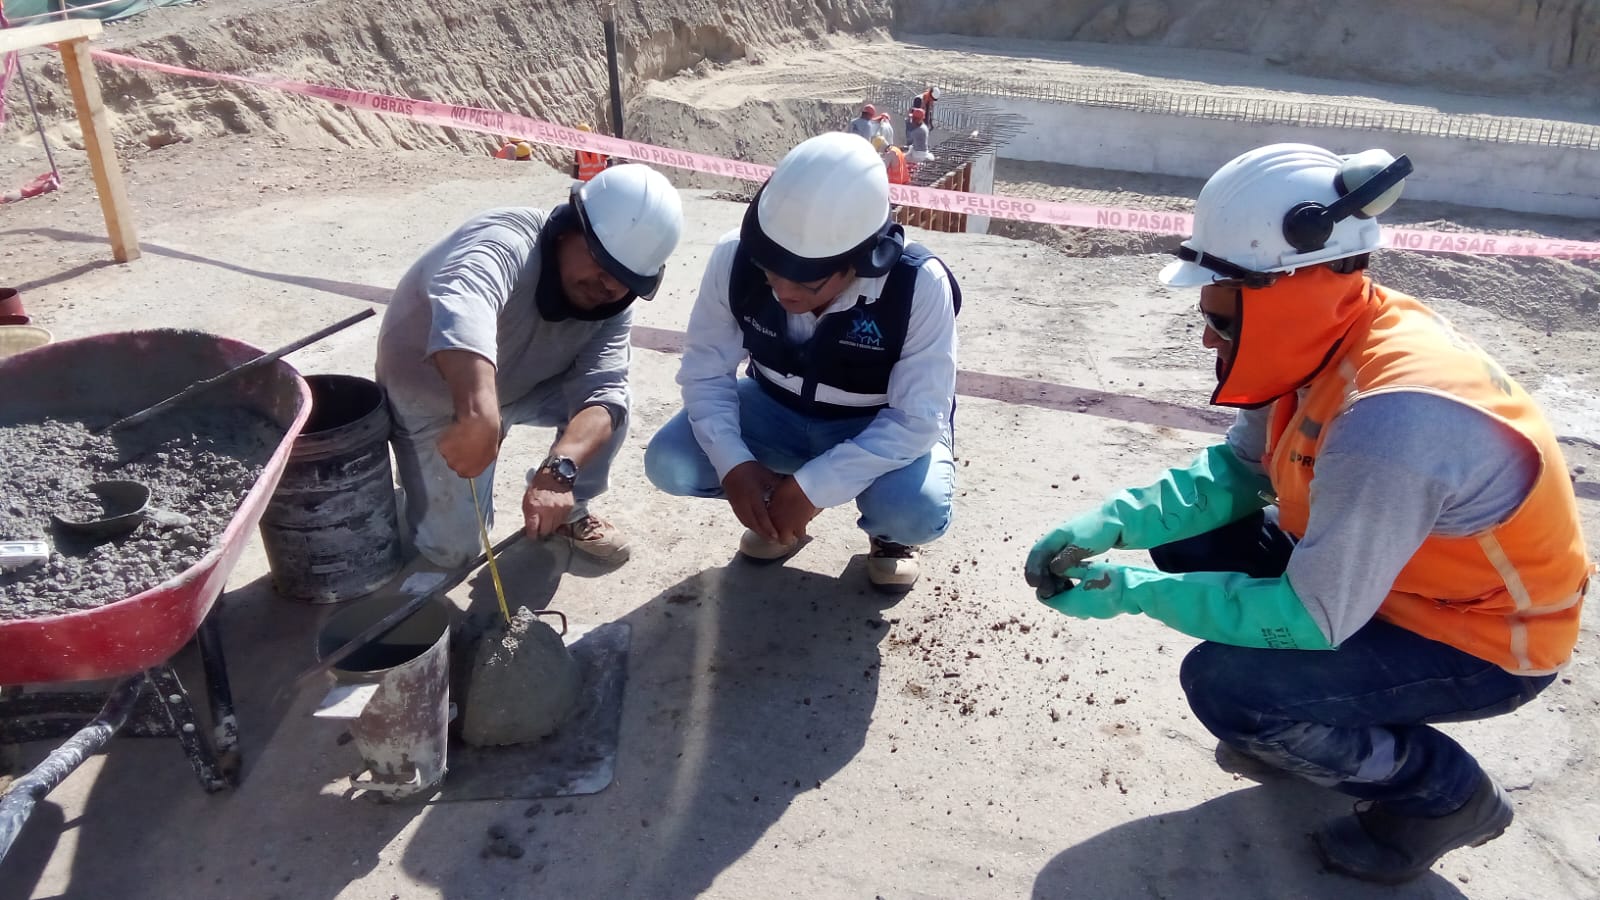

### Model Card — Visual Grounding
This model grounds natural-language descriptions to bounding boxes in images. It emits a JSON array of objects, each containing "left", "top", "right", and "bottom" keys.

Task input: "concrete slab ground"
[{"left": 1, "top": 142, "right": 1598, "bottom": 900}]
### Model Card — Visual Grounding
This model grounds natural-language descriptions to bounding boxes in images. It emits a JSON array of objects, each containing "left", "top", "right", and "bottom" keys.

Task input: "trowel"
[{"left": 50, "top": 479, "right": 191, "bottom": 541}]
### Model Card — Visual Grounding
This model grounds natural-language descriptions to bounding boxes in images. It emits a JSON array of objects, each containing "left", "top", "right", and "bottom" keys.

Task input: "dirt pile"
[
  {"left": 894, "top": 0, "right": 1600, "bottom": 104},
  {"left": 5, "top": 0, "right": 890, "bottom": 159},
  {"left": 628, "top": 93, "right": 855, "bottom": 189},
  {"left": 986, "top": 157, "right": 1600, "bottom": 332}
]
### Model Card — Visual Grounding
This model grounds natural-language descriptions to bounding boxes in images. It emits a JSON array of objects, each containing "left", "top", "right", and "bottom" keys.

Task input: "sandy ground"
[
  {"left": 0, "top": 132, "right": 1596, "bottom": 900},
  {"left": 2, "top": 18, "right": 1600, "bottom": 899}
]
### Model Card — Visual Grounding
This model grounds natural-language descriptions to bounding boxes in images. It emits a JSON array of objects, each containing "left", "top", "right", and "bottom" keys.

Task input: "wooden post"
[
  {"left": 59, "top": 38, "right": 139, "bottom": 263},
  {"left": 599, "top": 0, "right": 625, "bottom": 139},
  {"left": 0, "top": 20, "right": 138, "bottom": 263}
]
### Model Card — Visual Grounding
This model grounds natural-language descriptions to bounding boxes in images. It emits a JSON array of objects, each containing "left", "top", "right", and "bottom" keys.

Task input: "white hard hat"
[
  {"left": 1160, "top": 143, "right": 1411, "bottom": 287},
  {"left": 741, "top": 132, "right": 900, "bottom": 281},
  {"left": 573, "top": 163, "right": 683, "bottom": 297}
]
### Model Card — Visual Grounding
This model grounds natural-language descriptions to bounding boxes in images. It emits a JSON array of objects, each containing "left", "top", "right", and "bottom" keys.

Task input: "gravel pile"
[{"left": 0, "top": 409, "right": 281, "bottom": 621}]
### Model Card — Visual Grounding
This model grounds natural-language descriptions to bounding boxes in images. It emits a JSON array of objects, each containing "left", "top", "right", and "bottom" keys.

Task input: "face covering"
[{"left": 1211, "top": 266, "right": 1374, "bottom": 408}]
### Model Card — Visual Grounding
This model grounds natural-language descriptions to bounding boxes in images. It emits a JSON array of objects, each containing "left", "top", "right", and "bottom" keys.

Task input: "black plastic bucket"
[{"left": 261, "top": 374, "right": 402, "bottom": 603}]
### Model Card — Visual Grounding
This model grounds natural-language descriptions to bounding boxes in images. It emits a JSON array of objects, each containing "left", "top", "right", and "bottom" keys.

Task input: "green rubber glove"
[
  {"left": 1041, "top": 561, "right": 1334, "bottom": 651},
  {"left": 1024, "top": 445, "right": 1270, "bottom": 598}
]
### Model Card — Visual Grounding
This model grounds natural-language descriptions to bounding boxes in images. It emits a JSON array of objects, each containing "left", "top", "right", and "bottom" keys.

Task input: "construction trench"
[{"left": 3, "top": 1, "right": 1600, "bottom": 898}]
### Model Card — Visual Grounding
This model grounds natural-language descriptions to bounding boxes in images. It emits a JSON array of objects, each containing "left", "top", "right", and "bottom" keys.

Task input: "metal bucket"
[
  {"left": 261, "top": 374, "right": 402, "bottom": 603},
  {"left": 313, "top": 593, "right": 451, "bottom": 799}
]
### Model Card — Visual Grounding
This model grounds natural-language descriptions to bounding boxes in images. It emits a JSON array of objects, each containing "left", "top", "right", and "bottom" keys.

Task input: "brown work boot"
[
  {"left": 737, "top": 528, "right": 801, "bottom": 564},
  {"left": 866, "top": 538, "right": 920, "bottom": 593},
  {"left": 554, "top": 514, "right": 631, "bottom": 564},
  {"left": 1313, "top": 773, "right": 1514, "bottom": 884}
]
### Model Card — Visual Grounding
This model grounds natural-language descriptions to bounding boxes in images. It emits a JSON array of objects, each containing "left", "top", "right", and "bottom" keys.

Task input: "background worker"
[
  {"left": 847, "top": 104, "right": 877, "bottom": 141},
  {"left": 572, "top": 124, "right": 610, "bottom": 182},
  {"left": 905, "top": 107, "right": 932, "bottom": 165},
  {"left": 377, "top": 164, "right": 683, "bottom": 569},
  {"left": 495, "top": 139, "right": 534, "bottom": 161},
  {"left": 644, "top": 133, "right": 960, "bottom": 593},
  {"left": 871, "top": 112, "right": 896, "bottom": 147},
  {"left": 878, "top": 137, "right": 910, "bottom": 186},
  {"left": 904, "top": 96, "right": 922, "bottom": 141},
  {"left": 920, "top": 85, "right": 940, "bottom": 127},
  {"left": 1024, "top": 143, "right": 1591, "bottom": 885}
]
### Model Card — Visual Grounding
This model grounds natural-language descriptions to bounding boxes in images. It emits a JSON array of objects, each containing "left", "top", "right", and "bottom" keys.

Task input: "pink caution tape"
[{"left": 91, "top": 50, "right": 1600, "bottom": 260}]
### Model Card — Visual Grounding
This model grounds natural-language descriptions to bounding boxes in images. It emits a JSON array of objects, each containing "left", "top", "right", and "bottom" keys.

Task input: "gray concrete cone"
[{"left": 460, "top": 606, "right": 581, "bottom": 747}]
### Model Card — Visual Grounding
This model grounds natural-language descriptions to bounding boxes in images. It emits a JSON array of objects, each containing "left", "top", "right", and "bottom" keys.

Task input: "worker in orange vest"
[
  {"left": 875, "top": 136, "right": 909, "bottom": 185},
  {"left": 1026, "top": 143, "right": 1590, "bottom": 885},
  {"left": 495, "top": 140, "right": 534, "bottom": 161},
  {"left": 572, "top": 124, "right": 610, "bottom": 182}
]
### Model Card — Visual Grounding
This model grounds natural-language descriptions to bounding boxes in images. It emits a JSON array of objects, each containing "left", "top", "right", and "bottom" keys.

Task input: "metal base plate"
[{"left": 433, "top": 620, "right": 629, "bottom": 802}]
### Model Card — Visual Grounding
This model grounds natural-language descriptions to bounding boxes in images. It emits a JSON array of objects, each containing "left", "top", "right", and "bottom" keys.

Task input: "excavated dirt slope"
[
  {"left": 7, "top": 0, "right": 1600, "bottom": 155},
  {"left": 7, "top": 0, "right": 892, "bottom": 159}
]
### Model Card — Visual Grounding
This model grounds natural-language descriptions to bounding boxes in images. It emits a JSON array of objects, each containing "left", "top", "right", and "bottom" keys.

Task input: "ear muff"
[
  {"left": 852, "top": 221, "right": 905, "bottom": 279},
  {"left": 1281, "top": 153, "right": 1413, "bottom": 254}
]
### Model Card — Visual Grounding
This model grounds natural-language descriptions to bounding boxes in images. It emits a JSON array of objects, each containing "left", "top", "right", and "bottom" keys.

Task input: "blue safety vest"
[{"left": 727, "top": 243, "right": 960, "bottom": 419}]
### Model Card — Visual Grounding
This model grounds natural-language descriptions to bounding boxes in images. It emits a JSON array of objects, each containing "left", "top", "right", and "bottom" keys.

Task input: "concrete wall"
[
  {"left": 993, "top": 98, "right": 1600, "bottom": 219},
  {"left": 966, "top": 150, "right": 996, "bottom": 233}
]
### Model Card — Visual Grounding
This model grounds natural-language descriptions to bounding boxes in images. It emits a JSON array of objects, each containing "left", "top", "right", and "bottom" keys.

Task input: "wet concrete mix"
[{"left": 0, "top": 409, "right": 281, "bottom": 620}]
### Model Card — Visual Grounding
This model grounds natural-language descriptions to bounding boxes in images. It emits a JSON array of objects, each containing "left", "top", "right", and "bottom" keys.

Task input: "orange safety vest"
[
  {"left": 576, "top": 149, "right": 609, "bottom": 182},
  {"left": 883, "top": 147, "right": 910, "bottom": 185},
  {"left": 1266, "top": 282, "right": 1590, "bottom": 674}
]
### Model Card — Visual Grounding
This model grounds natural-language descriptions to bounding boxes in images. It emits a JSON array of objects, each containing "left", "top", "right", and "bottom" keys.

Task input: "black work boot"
[{"left": 1313, "top": 773, "right": 1513, "bottom": 884}]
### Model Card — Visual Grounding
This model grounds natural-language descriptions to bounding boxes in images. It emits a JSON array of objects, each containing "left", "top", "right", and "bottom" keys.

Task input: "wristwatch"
[{"left": 540, "top": 455, "right": 580, "bottom": 488}]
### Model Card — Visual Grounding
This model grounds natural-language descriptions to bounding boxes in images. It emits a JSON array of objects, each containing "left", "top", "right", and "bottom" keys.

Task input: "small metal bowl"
[{"left": 51, "top": 480, "right": 153, "bottom": 541}]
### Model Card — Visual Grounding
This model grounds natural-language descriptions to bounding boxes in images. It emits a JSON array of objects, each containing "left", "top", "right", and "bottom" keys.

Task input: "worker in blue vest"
[{"left": 644, "top": 133, "right": 961, "bottom": 593}]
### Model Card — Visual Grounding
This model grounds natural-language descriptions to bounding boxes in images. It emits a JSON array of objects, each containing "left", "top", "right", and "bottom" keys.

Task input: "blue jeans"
[
  {"left": 1155, "top": 511, "right": 1555, "bottom": 816},
  {"left": 644, "top": 378, "right": 954, "bottom": 546}
]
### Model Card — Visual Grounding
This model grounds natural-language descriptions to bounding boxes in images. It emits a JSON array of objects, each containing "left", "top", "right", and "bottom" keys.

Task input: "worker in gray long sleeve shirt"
[
  {"left": 376, "top": 164, "right": 683, "bottom": 569},
  {"left": 1024, "top": 143, "right": 1590, "bottom": 885}
]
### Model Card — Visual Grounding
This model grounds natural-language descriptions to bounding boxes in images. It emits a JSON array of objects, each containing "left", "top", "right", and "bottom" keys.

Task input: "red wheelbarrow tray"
[{"left": 0, "top": 329, "right": 312, "bottom": 685}]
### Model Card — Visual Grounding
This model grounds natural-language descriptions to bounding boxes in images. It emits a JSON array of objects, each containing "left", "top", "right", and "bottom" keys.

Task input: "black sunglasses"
[{"left": 1198, "top": 303, "right": 1239, "bottom": 342}]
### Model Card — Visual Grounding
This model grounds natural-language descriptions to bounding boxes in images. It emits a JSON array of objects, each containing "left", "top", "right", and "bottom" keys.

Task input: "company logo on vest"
[{"left": 843, "top": 310, "right": 884, "bottom": 349}]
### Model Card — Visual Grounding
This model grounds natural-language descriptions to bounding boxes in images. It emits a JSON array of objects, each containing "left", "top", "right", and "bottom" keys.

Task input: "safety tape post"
[{"left": 87, "top": 49, "right": 1600, "bottom": 260}]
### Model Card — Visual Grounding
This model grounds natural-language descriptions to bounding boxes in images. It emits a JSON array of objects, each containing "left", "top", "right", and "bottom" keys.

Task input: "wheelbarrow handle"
[
  {"left": 280, "top": 531, "right": 526, "bottom": 701},
  {"left": 97, "top": 308, "right": 377, "bottom": 435},
  {"left": 0, "top": 675, "right": 143, "bottom": 863}
]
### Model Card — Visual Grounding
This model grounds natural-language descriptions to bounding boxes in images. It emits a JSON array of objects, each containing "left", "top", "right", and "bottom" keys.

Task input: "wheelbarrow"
[{"left": 0, "top": 329, "right": 311, "bottom": 864}]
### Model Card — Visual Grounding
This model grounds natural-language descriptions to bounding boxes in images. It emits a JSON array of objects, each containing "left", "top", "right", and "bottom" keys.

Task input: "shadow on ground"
[
  {"left": 1031, "top": 783, "right": 1470, "bottom": 900},
  {"left": 1, "top": 542, "right": 896, "bottom": 900},
  {"left": 402, "top": 552, "right": 896, "bottom": 899},
  {"left": 0, "top": 570, "right": 419, "bottom": 900}
]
